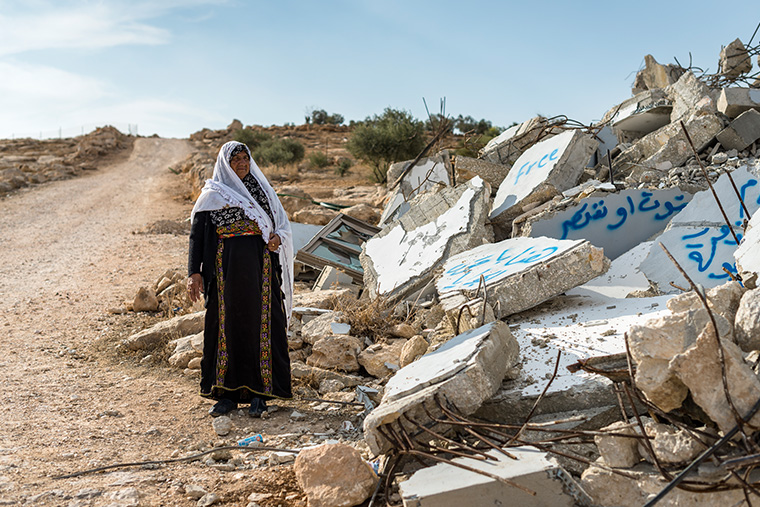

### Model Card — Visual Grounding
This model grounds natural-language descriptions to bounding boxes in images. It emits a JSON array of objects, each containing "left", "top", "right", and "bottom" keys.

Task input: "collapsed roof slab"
[
  {"left": 476, "top": 293, "right": 673, "bottom": 424},
  {"left": 399, "top": 446, "right": 588, "bottom": 507},
  {"left": 640, "top": 167, "right": 760, "bottom": 293},
  {"left": 489, "top": 130, "right": 598, "bottom": 238},
  {"left": 361, "top": 177, "right": 492, "bottom": 301},
  {"left": 437, "top": 237, "right": 609, "bottom": 319},
  {"left": 480, "top": 116, "right": 557, "bottom": 167},
  {"left": 717, "top": 87, "right": 760, "bottom": 118},
  {"left": 380, "top": 152, "right": 453, "bottom": 226},
  {"left": 362, "top": 321, "right": 518, "bottom": 456},
  {"left": 525, "top": 188, "right": 692, "bottom": 260}
]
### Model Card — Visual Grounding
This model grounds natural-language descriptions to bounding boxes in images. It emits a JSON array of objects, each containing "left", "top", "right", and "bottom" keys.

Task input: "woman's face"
[{"left": 230, "top": 150, "right": 250, "bottom": 180}]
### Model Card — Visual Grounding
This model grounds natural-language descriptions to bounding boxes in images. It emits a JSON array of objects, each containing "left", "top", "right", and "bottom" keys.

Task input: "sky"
[{"left": 1, "top": 0, "right": 758, "bottom": 139}]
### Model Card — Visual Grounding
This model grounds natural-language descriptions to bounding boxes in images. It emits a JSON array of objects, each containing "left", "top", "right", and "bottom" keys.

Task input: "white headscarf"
[{"left": 191, "top": 141, "right": 294, "bottom": 324}]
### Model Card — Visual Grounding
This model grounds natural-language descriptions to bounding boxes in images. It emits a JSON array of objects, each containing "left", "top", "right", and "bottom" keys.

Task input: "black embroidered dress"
[{"left": 188, "top": 172, "right": 292, "bottom": 402}]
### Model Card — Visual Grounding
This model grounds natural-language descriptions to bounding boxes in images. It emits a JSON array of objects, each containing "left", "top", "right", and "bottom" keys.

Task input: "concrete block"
[
  {"left": 489, "top": 130, "right": 597, "bottom": 237},
  {"left": 612, "top": 112, "right": 723, "bottom": 180},
  {"left": 717, "top": 87, "right": 760, "bottom": 118},
  {"left": 361, "top": 177, "right": 493, "bottom": 302},
  {"left": 437, "top": 237, "right": 609, "bottom": 318},
  {"left": 399, "top": 446, "right": 589, "bottom": 507},
  {"left": 452, "top": 155, "right": 508, "bottom": 195},
  {"left": 526, "top": 188, "right": 692, "bottom": 260},
  {"left": 567, "top": 241, "right": 653, "bottom": 299},
  {"left": 380, "top": 152, "right": 452, "bottom": 226},
  {"left": 600, "top": 89, "right": 672, "bottom": 138},
  {"left": 362, "top": 321, "right": 518, "bottom": 455},
  {"left": 640, "top": 168, "right": 760, "bottom": 293},
  {"left": 716, "top": 108, "right": 760, "bottom": 151}
]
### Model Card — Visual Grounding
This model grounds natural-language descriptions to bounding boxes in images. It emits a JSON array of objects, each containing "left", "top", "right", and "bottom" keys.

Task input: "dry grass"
[{"left": 327, "top": 293, "right": 403, "bottom": 342}]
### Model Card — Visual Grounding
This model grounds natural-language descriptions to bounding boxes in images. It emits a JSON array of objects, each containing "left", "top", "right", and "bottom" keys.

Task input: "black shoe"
[
  {"left": 209, "top": 398, "right": 237, "bottom": 417},
  {"left": 248, "top": 398, "right": 267, "bottom": 418}
]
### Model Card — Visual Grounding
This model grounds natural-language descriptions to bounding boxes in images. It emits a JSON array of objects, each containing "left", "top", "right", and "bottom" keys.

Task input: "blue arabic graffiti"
[
  {"left": 681, "top": 225, "right": 742, "bottom": 280},
  {"left": 559, "top": 191, "right": 688, "bottom": 239},
  {"left": 441, "top": 245, "right": 560, "bottom": 291}
]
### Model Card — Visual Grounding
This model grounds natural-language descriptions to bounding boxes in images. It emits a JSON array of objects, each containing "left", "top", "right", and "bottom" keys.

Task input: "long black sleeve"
[{"left": 188, "top": 211, "right": 207, "bottom": 276}]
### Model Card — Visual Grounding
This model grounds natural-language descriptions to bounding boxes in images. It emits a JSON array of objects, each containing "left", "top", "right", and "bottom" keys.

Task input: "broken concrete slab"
[
  {"left": 361, "top": 176, "right": 492, "bottom": 302},
  {"left": 489, "top": 129, "right": 598, "bottom": 237},
  {"left": 363, "top": 321, "right": 518, "bottom": 455},
  {"left": 399, "top": 446, "right": 589, "bottom": 507},
  {"left": 735, "top": 212, "right": 760, "bottom": 285},
  {"left": 380, "top": 151, "right": 453, "bottom": 226},
  {"left": 567, "top": 241, "right": 653, "bottom": 299},
  {"left": 631, "top": 54, "right": 685, "bottom": 94},
  {"left": 306, "top": 335, "right": 363, "bottom": 372},
  {"left": 476, "top": 293, "right": 672, "bottom": 424},
  {"left": 600, "top": 89, "right": 672, "bottom": 140},
  {"left": 640, "top": 168, "right": 760, "bottom": 292},
  {"left": 717, "top": 87, "right": 760, "bottom": 118},
  {"left": 451, "top": 155, "right": 508, "bottom": 195},
  {"left": 612, "top": 112, "right": 723, "bottom": 182},
  {"left": 716, "top": 108, "right": 760, "bottom": 151},
  {"left": 436, "top": 237, "right": 609, "bottom": 318},
  {"left": 736, "top": 288, "right": 760, "bottom": 351},
  {"left": 720, "top": 37, "right": 753, "bottom": 77},
  {"left": 525, "top": 188, "right": 692, "bottom": 260}
]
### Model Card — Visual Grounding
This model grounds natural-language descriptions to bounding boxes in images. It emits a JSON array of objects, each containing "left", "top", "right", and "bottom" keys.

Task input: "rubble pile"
[
  {"left": 0, "top": 126, "right": 133, "bottom": 195},
  {"left": 112, "top": 36, "right": 760, "bottom": 507}
]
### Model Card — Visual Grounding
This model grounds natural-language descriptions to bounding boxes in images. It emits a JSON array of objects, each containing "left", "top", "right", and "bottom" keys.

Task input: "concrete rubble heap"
[{"left": 107, "top": 34, "right": 760, "bottom": 507}]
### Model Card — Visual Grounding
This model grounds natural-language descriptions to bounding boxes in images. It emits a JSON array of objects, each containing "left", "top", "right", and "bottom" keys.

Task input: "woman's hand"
[
  {"left": 187, "top": 273, "right": 203, "bottom": 303},
  {"left": 267, "top": 234, "right": 281, "bottom": 252}
]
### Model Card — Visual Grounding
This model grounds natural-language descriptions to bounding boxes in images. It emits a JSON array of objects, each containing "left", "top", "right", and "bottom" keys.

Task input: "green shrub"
[
  {"left": 233, "top": 128, "right": 271, "bottom": 151},
  {"left": 305, "top": 109, "right": 345, "bottom": 125},
  {"left": 335, "top": 157, "right": 353, "bottom": 177},
  {"left": 347, "top": 108, "right": 426, "bottom": 183},
  {"left": 308, "top": 151, "right": 330, "bottom": 169},
  {"left": 252, "top": 138, "right": 305, "bottom": 168}
]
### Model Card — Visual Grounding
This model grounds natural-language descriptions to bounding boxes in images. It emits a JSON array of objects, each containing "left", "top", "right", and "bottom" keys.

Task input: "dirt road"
[{"left": 0, "top": 138, "right": 309, "bottom": 506}]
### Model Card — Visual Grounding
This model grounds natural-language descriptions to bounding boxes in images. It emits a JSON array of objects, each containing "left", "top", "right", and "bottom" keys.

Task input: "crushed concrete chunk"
[
  {"left": 452, "top": 155, "right": 508, "bottom": 195},
  {"left": 361, "top": 177, "right": 492, "bottom": 301},
  {"left": 363, "top": 321, "right": 518, "bottom": 455},
  {"left": 717, "top": 87, "right": 760, "bottom": 118},
  {"left": 437, "top": 237, "right": 609, "bottom": 318},
  {"left": 399, "top": 446, "right": 588, "bottom": 507},
  {"left": 720, "top": 38, "right": 753, "bottom": 77},
  {"left": 631, "top": 54, "right": 685, "bottom": 94},
  {"left": 665, "top": 71, "right": 718, "bottom": 123}
]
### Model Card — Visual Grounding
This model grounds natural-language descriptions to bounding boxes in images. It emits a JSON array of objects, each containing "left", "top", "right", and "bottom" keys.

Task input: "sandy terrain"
[{"left": 0, "top": 138, "right": 357, "bottom": 506}]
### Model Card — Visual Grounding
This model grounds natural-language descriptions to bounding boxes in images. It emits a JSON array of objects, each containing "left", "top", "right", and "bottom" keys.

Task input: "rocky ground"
[{"left": 0, "top": 136, "right": 372, "bottom": 507}]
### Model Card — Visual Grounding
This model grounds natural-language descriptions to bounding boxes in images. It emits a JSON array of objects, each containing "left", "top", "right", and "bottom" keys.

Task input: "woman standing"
[{"left": 188, "top": 141, "right": 294, "bottom": 417}]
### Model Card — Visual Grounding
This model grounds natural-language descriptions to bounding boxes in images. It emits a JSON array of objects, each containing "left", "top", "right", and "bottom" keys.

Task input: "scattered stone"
[
  {"left": 133, "top": 286, "right": 159, "bottom": 312},
  {"left": 294, "top": 443, "right": 378, "bottom": 507},
  {"left": 318, "top": 378, "right": 345, "bottom": 394},
  {"left": 358, "top": 339, "right": 406, "bottom": 378},
  {"left": 399, "top": 335, "right": 429, "bottom": 367},
  {"left": 268, "top": 451, "right": 296, "bottom": 465},
  {"left": 300, "top": 311, "right": 345, "bottom": 345},
  {"left": 638, "top": 420, "right": 711, "bottom": 465},
  {"left": 307, "top": 335, "right": 363, "bottom": 372},
  {"left": 594, "top": 421, "right": 641, "bottom": 468},
  {"left": 342, "top": 203, "right": 381, "bottom": 225},
  {"left": 389, "top": 322, "right": 415, "bottom": 339},
  {"left": 197, "top": 492, "right": 220, "bottom": 507},
  {"left": 290, "top": 361, "right": 365, "bottom": 387},
  {"left": 212, "top": 416, "right": 233, "bottom": 436},
  {"left": 293, "top": 207, "right": 338, "bottom": 226},
  {"left": 168, "top": 331, "right": 204, "bottom": 368},
  {"left": 122, "top": 311, "right": 205, "bottom": 351}
]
